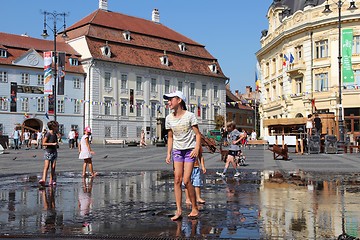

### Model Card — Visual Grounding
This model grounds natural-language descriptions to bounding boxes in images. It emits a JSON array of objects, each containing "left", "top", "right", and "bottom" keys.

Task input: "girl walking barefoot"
[
  {"left": 164, "top": 91, "right": 201, "bottom": 221},
  {"left": 39, "top": 121, "right": 59, "bottom": 186},
  {"left": 79, "top": 127, "right": 97, "bottom": 177}
]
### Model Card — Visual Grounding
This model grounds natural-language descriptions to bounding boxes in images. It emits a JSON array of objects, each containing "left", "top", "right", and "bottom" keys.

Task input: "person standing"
[
  {"left": 74, "top": 130, "right": 79, "bottom": 148},
  {"left": 12, "top": 128, "right": 20, "bottom": 150},
  {"left": 23, "top": 129, "right": 30, "bottom": 149},
  {"left": 164, "top": 91, "right": 200, "bottom": 221},
  {"left": 68, "top": 129, "right": 76, "bottom": 149},
  {"left": 79, "top": 127, "right": 96, "bottom": 177},
  {"left": 313, "top": 114, "right": 322, "bottom": 135},
  {"left": 37, "top": 130, "right": 43, "bottom": 149},
  {"left": 140, "top": 129, "right": 147, "bottom": 148},
  {"left": 216, "top": 122, "right": 241, "bottom": 178},
  {"left": 39, "top": 121, "right": 59, "bottom": 186},
  {"left": 306, "top": 114, "right": 313, "bottom": 136},
  {"left": 251, "top": 130, "right": 257, "bottom": 140}
]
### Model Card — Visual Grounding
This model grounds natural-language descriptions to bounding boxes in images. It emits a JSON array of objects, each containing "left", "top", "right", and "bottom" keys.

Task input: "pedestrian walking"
[
  {"left": 37, "top": 130, "right": 42, "bottom": 149},
  {"left": 79, "top": 127, "right": 97, "bottom": 178},
  {"left": 216, "top": 121, "right": 241, "bottom": 178},
  {"left": 164, "top": 90, "right": 201, "bottom": 221},
  {"left": 314, "top": 113, "right": 322, "bottom": 135},
  {"left": 12, "top": 128, "right": 20, "bottom": 150},
  {"left": 184, "top": 146, "right": 206, "bottom": 205},
  {"left": 68, "top": 129, "right": 76, "bottom": 149},
  {"left": 74, "top": 130, "right": 79, "bottom": 148},
  {"left": 23, "top": 129, "right": 30, "bottom": 149},
  {"left": 306, "top": 114, "right": 313, "bottom": 136},
  {"left": 30, "top": 131, "right": 38, "bottom": 149},
  {"left": 140, "top": 129, "right": 147, "bottom": 148},
  {"left": 39, "top": 121, "right": 59, "bottom": 186}
]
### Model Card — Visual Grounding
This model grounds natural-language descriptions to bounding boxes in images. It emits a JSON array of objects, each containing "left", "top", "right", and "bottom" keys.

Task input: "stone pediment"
[{"left": 12, "top": 49, "right": 44, "bottom": 68}]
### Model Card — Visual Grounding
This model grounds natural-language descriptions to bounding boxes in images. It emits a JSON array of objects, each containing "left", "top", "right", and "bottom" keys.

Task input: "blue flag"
[{"left": 290, "top": 53, "right": 294, "bottom": 64}]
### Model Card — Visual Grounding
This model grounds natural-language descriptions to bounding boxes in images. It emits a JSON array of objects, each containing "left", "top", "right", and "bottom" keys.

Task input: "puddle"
[{"left": 0, "top": 170, "right": 359, "bottom": 239}]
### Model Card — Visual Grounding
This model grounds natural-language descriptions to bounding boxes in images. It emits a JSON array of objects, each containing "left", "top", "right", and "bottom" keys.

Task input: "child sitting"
[{"left": 235, "top": 149, "right": 246, "bottom": 167}]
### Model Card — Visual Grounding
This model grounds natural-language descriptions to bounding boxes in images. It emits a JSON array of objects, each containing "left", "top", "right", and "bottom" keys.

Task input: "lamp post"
[
  {"left": 41, "top": 11, "right": 68, "bottom": 122},
  {"left": 322, "top": 1, "right": 357, "bottom": 144}
]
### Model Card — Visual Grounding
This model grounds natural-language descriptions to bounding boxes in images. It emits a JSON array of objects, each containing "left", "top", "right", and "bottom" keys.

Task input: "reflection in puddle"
[{"left": 0, "top": 170, "right": 359, "bottom": 239}]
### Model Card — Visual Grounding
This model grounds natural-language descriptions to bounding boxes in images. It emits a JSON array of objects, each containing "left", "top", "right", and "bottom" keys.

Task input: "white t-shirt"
[
  {"left": 251, "top": 131, "right": 257, "bottom": 140},
  {"left": 165, "top": 111, "right": 198, "bottom": 150},
  {"left": 23, "top": 132, "right": 30, "bottom": 140}
]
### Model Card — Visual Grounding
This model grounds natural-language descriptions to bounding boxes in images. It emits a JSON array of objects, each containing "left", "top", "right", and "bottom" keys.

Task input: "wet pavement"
[{"left": 0, "top": 146, "right": 360, "bottom": 239}]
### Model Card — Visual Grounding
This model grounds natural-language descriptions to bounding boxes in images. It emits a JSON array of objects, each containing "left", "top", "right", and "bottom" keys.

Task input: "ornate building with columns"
[
  {"left": 62, "top": 1, "right": 227, "bottom": 143},
  {"left": 256, "top": 0, "right": 360, "bottom": 138}
]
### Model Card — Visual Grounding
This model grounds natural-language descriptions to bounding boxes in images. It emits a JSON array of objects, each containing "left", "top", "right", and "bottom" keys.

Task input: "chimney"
[
  {"left": 99, "top": 0, "right": 108, "bottom": 11},
  {"left": 152, "top": 9, "right": 160, "bottom": 23},
  {"left": 235, "top": 90, "right": 240, "bottom": 99}
]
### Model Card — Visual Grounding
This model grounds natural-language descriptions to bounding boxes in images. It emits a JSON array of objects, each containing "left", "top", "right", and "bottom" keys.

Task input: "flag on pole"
[
  {"left": 290, "top": 53, "right": 294, "bottom": 64},
  {"left": 283, "top": 54, "right": 289, "bottom": 67},
  {"left": 45, "top": 112, "right": 49, "bottom": 120}
]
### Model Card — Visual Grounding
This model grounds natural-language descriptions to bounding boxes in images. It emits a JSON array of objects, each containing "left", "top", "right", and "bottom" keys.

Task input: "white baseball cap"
[{"left": 163, "top": 91, "right": 186, "bottom": 102}]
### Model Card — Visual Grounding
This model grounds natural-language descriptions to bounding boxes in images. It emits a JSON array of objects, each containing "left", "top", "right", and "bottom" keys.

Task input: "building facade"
[
  {"left": 256, "top": 0, "right": 360, "bottom": 138},
  {"left": 63, "top": 2, "right": 228, "bottom": 143},
  {"left": 0, "top": 32, "right": 85, "bottom": 138}
]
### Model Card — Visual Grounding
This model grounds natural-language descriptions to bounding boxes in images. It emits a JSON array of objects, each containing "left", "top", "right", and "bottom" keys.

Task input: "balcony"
[
  {"left": 286, "top": 61, "right": 306, "bottom": 77},
  {"left": 120, "top": 88, "right": 129, "bottom": 94}
]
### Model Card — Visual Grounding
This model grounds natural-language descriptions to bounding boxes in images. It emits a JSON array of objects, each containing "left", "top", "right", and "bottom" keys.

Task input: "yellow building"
[{"left": 256, "top": 0, "right": 360, "bottom": 139}]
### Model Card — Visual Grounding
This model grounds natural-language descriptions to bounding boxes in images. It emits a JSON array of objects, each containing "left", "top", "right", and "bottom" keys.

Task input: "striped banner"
[{"left": 43, "top": 51, "right": 53, "bottom": 95}]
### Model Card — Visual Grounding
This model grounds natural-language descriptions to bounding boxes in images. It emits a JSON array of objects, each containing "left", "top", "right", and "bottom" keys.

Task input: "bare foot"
[
  {"left": 90, "top": 172, "right": 98, "bottom": 177},
  {"left": 197, "top": 198, "right": 206, "bottom": 204},
  {"left": 188, "top": 209, "right": 199, "bottom": 218},
  {"left": 171, "top": 211, "right": 182, "bottom": 221},
  {"left": 185, "top": 199, "right": 191, "bottom": 205}
]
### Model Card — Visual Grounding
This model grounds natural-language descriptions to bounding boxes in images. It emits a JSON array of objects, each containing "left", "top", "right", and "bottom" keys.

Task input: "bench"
[
  {"left": 343, "top": 145, "right": 360, "bottom": 153},
  {"left": 104, "top": 139, "right": 126, "bottom": 148},
  {"left": 247, "top": 140, "right": 269, "bottom": 149}
]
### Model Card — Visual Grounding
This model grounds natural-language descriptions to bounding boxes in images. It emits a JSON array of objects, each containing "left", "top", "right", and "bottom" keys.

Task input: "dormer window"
[
  {"left": 209, "top": 63, "right": 217, "bottom": 73},
  {"left": 100, "top": 42, "right": 111, "bottom": 58},
  {"left": 123, "top": 31, "right": 131, "bottom": 41},
  {"left": 0, "top": 49, "right": 7, "bottom": 58},
  {"left": 69, "top": 58, "right": 79, "bottom": 66},
  {"left": 178, "top": 42, "right": 186, "bottom": 52},
  {"left": 160, "top": 51, "right": 169, "bottom": 66}
]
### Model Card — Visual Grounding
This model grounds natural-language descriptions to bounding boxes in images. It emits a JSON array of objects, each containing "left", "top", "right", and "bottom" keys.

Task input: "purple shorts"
[{"left": 172, "top": 149, "right": 195, "bottom": 163}]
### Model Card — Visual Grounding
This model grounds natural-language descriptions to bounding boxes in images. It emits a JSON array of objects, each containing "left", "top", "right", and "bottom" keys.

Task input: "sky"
[{"left": 0, "top": 0, "right": 273, "bottom": 93}]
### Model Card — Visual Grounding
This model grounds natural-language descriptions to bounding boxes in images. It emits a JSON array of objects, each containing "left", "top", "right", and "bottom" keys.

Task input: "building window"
[
  {"left": 73, "top": 78, "right": 80, "bottom": 89},
  {"left": 57, "top": 100, "right": 65, "bottom": 113},
  {"left": 151, "top": 102, "right": 157, "bottom": 117},
  {"left": 136, "top": 126, "right": 142, "bottom": 138},
  {"left": 190, "top": 105, "right": 195, "bottom": 113},
  {"left": 202, "top": 107, "right": 207, "bottom": 120},
  {"left": 160, "top": 54, "right": 169, "bottom": 66},
  {"left": 123, "top": 31, "right": 131, "bottom": 41},
  {"left": 0, "top": 71, "right": 7, "bottom": 83},
  {"left": 315, "top": 73, "right": 329, "bottom": 92},
  {"left": 295, "top": 77, "right": 303, "bottom": 94},
  {"left": 202, "top": 84, "right": 207, "bottom": 97},
  {"left": 209, "top": 63, "right": 217, "bottom": 73},
  {"left": 214, "top": 107, "right": 219, "bottom": 118},
  {"left": 21, "top": 98, "right": 29, "bottom": 112},
  {"left": 295, "top": 45, "right": 303, "bottom": 60},
  {"left": 37, "top": 74, "right": 44, "bottom": 85},
  {"left": 69, "top": 58, "right": 78, "bottom": 66},
  {"left": 164, "top": 102, "right": 169, "bottom": 116},
  {"left": 37, "top": 98, "right": 45, "bottom": 112},
  {"left": 105, "top": 126, "right": 111, "bottom": 137},
  {"left": 104, "top": 98, "right": 111, "bottom": 115},
  {"left": 315, "top": 40, "right": 328, "bottom": 59},
  {"left": 58, "top": 124, "right": 64, "bottom": 135},
  {"left": 0, "top": 99, "right": 8, "bottom": 111},
  {"left": 121, "top": 100, "right": 127, "bottom": 116},
  {"left": 121, "top": 74, "right": 128, "bottom": 91},
  {"left": 74, "top": 101, "right": 81, "bottom": 114},
  {"left": 136, "top": 101, "right": 142, "bottom": 117},
  {"left": 178, "top": 81, "right": 183, "bottom": 92},
  {"left": 353, "top": 36, "right": 360, "bottom": 54},
  {"left": 104, "top": 72, "right": 111, "bottom": 88},
  {"left": 214, "top": 85, "right": 218, "bottom": 99},
  {"left": 178, "top": 42, "right": 186, "bottom": 52},
  {"left": 0, "top": 123, "right": 3, "bottom": 134},
  {"left": 165, "top": 80, "right": 170, "bottom": 93},
  {"left": 0, "top": 49, "right": 7, "bottom": 58},
  {"left": 121, "top": 126, "right": 127, "bottom": 138},
  {"left": 71, "top": 125, "right": 79, "bottom": 132},
  {"left": 136, "top": 76, "right": 142, "bottom": 92},
  {"left": 190, "top": 82, "right": 195, "bottom": 96},
  {"left": 271, "top": 58, "right": 276, "bottom": 75},
  {"left": 21, "top": 73, "right": 29, "bottom": 84},
  {"left": 151, "top": 78, "right": 157, "bottom": 93}
]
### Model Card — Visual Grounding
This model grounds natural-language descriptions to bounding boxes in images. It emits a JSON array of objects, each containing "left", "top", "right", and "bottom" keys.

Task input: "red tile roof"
[
  {"left": 64, "top": 10, "right": 227, "bottom": 79},
  {"left": 226, "top": 88, "right": 254, "bottom": 111},
  {"left": 0, "top": 32, "right": 84, "bottom": 74}
]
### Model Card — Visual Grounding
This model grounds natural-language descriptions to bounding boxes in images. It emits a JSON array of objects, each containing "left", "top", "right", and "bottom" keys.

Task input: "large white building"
[
  {"left": 62, "top": 1, "right": 228, "bottom": 143},
  {"left": 256, "top": 0, "right": 360, "bottom": 139},
  {"left": 0, "top": 32, "right": 85, "bottom": 139}
]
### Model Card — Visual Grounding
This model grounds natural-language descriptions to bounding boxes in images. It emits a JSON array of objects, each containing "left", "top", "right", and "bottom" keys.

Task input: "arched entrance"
[
  {"left": 295, "top": 113, "right": 304, "bottom": 118},
  {"left": 23, "top": 118, "right": 43, "bottom": 132}
]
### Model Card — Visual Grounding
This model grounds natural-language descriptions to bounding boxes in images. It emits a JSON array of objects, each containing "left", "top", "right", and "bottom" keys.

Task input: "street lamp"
[
  {"left": 41, "top": 11, "right": 69, "bottom": 122},
  {"left": 322, "top": 0, "right": 357, "bottom": 144}
]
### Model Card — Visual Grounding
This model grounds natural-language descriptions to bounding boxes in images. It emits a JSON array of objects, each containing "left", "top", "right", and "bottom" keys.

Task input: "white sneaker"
[
  {"left": 216, "top": 172, "right": 226, "bottom": 178},
  {"left": 234, "top": 172, "right": 241, "bottom": 177}
]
